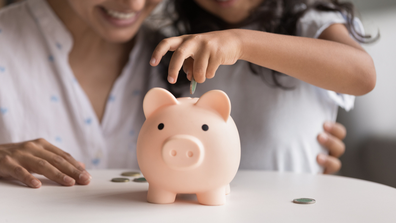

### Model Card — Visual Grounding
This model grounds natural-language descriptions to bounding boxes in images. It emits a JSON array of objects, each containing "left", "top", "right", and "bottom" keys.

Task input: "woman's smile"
[
  {"left": 212, "top": 0, "right": 238, "bottom": 8},
  {"left": 99, "top": 6, "right": 141, "bottom": 27}
]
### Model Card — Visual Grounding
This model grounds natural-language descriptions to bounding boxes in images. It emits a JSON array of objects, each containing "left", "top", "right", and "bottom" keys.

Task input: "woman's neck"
[
  {"left": 46, "top": 0, "right": 134, "bottom": 63},
  {"left": 46, "top": 0, "right": 135, "bottom": 123}
]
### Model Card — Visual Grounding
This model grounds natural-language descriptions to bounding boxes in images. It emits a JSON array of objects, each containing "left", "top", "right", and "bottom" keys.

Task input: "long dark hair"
[{"left": 161, "top": 0, "right": 378, "bottom": 91}]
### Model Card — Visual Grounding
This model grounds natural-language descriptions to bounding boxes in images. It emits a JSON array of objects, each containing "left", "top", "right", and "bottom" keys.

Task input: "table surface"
[{"left": 1, "top": 170, "right": 396, "bottom": 223}]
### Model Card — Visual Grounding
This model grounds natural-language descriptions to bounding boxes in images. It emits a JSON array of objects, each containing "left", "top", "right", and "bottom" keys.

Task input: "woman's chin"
[{"left": 99, "top": 28, "right": 139, "bottom": 43}]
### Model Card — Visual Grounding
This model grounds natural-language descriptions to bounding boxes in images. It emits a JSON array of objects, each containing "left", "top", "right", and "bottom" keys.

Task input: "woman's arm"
[
  {"left": 0, "top": 139, "right": 91, "bottom": 188},
  {"left": 151, "top": 24, "right": 376, "bottom": 95}
]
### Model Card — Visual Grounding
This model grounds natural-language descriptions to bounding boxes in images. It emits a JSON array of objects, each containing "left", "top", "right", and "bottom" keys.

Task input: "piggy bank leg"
[
  {"left": 196, "top": 187, "right": 226, "bottom": 206},
  {"left": 225, "top": 184, "right": 231, "bottom": 195},
  {"left": 147, "top": 184, "right": 176, "bottom": 204}
]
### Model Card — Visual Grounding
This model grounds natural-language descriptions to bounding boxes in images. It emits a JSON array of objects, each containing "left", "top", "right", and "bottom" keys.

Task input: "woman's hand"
[
  {"left": 0, "top": 138, "right": 91, "bottom": 188},
  {"left": 317, "top": 122, "right": 347, "bottom": 174},
  {"left": 150, "top": 30, "right": 243, "bottom": 84}
]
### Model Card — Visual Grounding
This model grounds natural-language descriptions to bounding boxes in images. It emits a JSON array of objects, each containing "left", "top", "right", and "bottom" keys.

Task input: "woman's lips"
[
  {"left": 213, "top": 0, "right": 238, "bottom": 7},
  {"left": 100, "top": 7, "right": 140, "bottom": 27}
]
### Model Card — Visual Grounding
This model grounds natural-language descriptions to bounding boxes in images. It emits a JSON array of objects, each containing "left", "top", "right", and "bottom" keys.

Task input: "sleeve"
[{"left": 296, "top": 9, "right": 365, "bottom": 112}]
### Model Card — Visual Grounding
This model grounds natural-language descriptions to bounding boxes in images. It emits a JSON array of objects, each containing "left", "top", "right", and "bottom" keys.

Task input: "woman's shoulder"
[
  {"left": 0, "top": 1, "right": 43, "bottom": 50},
  {"left": 0, "top": 1, "right": 32, "bottom": 26},
  {"left": 0, "top": 1, "right": 39, "bottom": 41}
]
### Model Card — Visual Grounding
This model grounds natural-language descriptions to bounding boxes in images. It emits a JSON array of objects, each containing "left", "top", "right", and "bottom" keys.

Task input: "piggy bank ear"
[
  {"left": 143, "top": 88, "right": 178, "bottom": 118},
  {"left": 195, "top": 90, "right": 231, "bottom": 122}
]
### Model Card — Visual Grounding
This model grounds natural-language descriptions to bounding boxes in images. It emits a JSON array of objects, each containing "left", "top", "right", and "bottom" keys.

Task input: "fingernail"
[
  {"left": 79, "top": 172, "right": 91, "bottom": 183},
  {"left": 168, "top": 76, "right": 175, "bottom": 84},
  {"left": 31, "top": 179, "right": 41, "bottom": 188},
  {"left": 150, "top": 58, "right": 156, "bottom": 65},
  {"left": 319, "top": 132, "right": 328, "bottom": 142},
  {"left": 63, "top": 175, "right": 75, "bottom": 185},
  {"left": 318, "top": 154, "right": 328, "bottom": 164},
  {"left": 324, "top": 121, "right": 332, "bottom": 130}
]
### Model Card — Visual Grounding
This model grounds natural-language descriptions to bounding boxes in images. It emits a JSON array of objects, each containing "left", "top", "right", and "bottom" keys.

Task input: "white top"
[
  {"left": 0, "top": 0, "right": 159, "bottom": 169},
  {"left": 177, "top": 10, "right": 362, "bottom": 173},
  {"left": 1, "top": 170, "right": 396, "bottom": 223}
]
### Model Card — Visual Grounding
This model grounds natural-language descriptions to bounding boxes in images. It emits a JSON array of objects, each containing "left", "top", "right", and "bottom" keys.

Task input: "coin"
[
  {"left": 121, "top": 171, "right": 141, "bottom": 177},
  {"left": 111, "top": 177, "right": 130, "bottom": 183},
  {"left": 190, "top": 77, "right": 197, "bottom": 94},
  {"left": 293, "top": 198, "right": 316, "bottom": 204},
  {"left": 133, "top": 177, "right": 147, "bottom": 183}
]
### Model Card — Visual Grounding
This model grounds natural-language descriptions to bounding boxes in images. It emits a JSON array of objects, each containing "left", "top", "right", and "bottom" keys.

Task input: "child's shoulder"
[{"left": 297, "top": 9, "right": 346, "bottom": 38}]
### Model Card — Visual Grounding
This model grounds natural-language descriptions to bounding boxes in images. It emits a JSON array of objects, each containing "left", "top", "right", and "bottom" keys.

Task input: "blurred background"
[
  {"left": 1, "top": 0, "right": 395, "bottom": 187},
  {"left": 338, "top": 0, "right": 396, "bottom": 188}
]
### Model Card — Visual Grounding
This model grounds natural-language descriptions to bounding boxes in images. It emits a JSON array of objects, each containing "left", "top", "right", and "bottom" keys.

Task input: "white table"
[{"left": 1, "top": 170, "right": 396, "bottom": 223}]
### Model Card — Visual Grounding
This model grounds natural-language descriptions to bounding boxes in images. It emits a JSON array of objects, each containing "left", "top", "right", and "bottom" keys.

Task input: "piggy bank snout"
[{"left": 162, "top": 135, "right": 204, "bottom": 170}]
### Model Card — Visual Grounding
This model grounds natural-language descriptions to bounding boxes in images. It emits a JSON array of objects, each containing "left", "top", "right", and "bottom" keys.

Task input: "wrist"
[{"left": 228, "top": 29, "right": 246, "bottom": 61}]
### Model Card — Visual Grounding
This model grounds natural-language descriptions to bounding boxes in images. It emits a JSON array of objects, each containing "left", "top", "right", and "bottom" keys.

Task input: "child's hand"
[
  {"left": 0, "top": 138, "right": 91, "bottom": 188},
  {"left": 317, "top": 122, "right": 347, "bottom": 174},
  {"left": 150, "top": 30, "right": 243, "bottom": 84}
]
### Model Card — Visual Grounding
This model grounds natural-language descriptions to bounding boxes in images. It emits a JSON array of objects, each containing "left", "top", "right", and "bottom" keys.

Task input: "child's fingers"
[
  {"left": 0, "top": 157, "right": 42, "bottom": 188},
  {"left": 168, "top": 42, "right": 196, "bottom": 83},
  {"left": 206, "top": 56, "right": 221, "bottom": 79},
  {"left": 150, "top": 37, "right": 185, "bottom": 67},
  {"left": 317, "top": 132, "right": 345, "bottom": 158},
  {"left": 317, "top": 154, "right": 342, "bottom": 174},
  {"left": 182, "top": 58, "right": 194, "bottom": 81},
  {"left": 323, "top": 121, "right": 347, "bottom": 140},
  {"left": 192, "top": 51, "right": 210, "bottom": 83}
]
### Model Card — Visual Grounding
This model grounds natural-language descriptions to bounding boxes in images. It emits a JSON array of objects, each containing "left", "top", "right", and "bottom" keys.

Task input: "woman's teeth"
[{"left": 105, "top": 9, "right": 136, "bottom": 19}]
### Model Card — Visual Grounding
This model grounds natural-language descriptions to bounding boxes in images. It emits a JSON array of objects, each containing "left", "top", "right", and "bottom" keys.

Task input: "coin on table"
[
  {"left": 111, "top": 177, "right": 130, "bottom": 183},
  {"left": 133, "top": 177, "right": 147, "bottom": 183},
  {"left": 293, "top": 198, "right": 316, "bottom": 204},
  {"left": 121, "top": 171, "right": 141, "bottom": 177}
]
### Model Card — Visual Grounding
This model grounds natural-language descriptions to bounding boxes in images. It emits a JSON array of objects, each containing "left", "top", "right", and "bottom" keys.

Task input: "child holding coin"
[{"left": 150, "top": 0, "right": 376, "bottom": 173}]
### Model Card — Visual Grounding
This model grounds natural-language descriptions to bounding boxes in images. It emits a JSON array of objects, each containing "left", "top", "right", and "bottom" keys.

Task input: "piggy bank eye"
[
  {"left": 202, "top": 124, "right": 209, "bottom": 131},
  {"left": 158, "top": 123, "right": 164, "bottom": 130}
]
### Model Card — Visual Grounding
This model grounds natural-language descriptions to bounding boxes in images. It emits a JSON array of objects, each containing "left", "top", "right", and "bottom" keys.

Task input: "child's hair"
[
  {"left": 169, "top": 0, "right": 376, "bottom": 42},
  {"left": 160, "top": 0, "right": 378, "bottom": 91}
]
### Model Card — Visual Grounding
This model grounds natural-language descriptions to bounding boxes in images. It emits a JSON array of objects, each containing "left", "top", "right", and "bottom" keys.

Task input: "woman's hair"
[{"left": 161, "top": 0, "right": 378, "bottom": 91}]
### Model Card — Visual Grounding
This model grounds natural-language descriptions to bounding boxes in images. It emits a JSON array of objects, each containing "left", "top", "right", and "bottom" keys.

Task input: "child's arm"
[{"left": 151, "top": 24, "right": 376, "bottom": 96}]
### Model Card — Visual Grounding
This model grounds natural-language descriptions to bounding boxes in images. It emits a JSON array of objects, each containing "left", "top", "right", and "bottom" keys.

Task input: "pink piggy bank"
[{"left": 137, "top": 88, "right": 241, "bottom": 206}]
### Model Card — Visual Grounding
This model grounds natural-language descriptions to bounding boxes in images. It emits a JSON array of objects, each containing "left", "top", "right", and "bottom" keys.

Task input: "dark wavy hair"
[{"left": 161, "top": 0, "right": 378, "bottom": 92}]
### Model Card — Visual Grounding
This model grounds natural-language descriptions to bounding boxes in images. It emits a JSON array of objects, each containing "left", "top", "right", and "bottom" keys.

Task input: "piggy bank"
[{"left": 137, "top": 88, "right": 241, "bottom": 206}]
